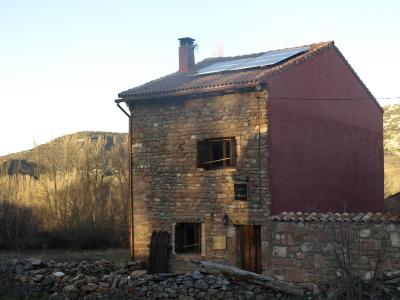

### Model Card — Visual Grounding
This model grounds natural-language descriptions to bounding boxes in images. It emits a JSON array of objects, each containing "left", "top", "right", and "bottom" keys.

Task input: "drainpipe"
[{"left": 116, "top": 100, "right": 134, "bottom": 260}]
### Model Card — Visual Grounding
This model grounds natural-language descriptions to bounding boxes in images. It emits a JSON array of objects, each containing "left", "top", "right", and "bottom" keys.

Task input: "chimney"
[{"left": 178, "top": 37, "right": 195, "bottom": 73}]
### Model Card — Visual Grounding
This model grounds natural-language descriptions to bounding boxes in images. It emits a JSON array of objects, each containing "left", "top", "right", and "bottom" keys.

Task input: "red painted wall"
[{"left": 267, "top": 46, "right": 383, "bottom": 213}]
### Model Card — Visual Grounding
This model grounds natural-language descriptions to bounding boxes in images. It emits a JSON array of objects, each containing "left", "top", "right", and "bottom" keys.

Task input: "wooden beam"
[{"left": 189, "top": 260, "right": 304, "bottom": 296}]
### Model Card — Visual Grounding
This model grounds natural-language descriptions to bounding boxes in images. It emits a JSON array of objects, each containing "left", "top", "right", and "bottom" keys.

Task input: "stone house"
[{"left": 115, "top": 38, "right": 383, "bottom": 274}]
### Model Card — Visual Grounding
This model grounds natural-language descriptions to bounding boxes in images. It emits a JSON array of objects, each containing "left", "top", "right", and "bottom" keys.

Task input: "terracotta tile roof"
[
  {"left": 118, "top": 41, "right": 334, "bottom": 99},
  {"left": 270, "top": 212, "right": 400, "bottom": 223}
]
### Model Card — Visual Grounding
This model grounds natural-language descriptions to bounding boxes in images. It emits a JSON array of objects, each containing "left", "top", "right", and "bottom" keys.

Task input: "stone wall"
[
  {"left": 128, "top": 91, "right": 270, "bottom": 269},
  {"left": 1, "top": 258, "right": 304, "bottom": 299},
  {"left": 266, "top": 212, "right": 400, "bottom": 286}
]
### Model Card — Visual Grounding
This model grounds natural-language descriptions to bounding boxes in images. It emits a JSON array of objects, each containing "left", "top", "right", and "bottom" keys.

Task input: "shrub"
[{"left": 0, "top": 201, "right": 39, "bottom": 251}]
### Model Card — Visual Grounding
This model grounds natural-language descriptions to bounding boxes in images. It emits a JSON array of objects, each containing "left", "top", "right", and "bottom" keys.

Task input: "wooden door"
[
  {"left": 237, "top": 225, "right": 261, "bottom": 273},
  {"left": 147, "top": 231, "right": 170, "bottom": 274}
]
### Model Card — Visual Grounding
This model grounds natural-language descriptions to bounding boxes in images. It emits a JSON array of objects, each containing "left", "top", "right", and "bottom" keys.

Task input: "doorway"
[{"left": 237, "top": 225, "right": 261, "bottom": 273}]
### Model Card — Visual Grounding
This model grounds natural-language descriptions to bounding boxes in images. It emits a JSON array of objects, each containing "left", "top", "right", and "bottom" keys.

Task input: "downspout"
[{"left": 116, "top": 100, "right": 134, "bottom": 259}]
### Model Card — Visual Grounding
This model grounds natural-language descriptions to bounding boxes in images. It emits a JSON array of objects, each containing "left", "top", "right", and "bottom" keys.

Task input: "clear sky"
[{"left": 1, "top": 0, "right": 399, "bottom": 155}]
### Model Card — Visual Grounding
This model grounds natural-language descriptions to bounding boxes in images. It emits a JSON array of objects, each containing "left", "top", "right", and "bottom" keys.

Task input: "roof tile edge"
[{"left": 270, "top": 212, "right": 399, "bottom": 223}]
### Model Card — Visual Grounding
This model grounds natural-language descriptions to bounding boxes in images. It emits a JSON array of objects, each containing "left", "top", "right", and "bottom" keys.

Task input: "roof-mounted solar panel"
[
  {"left": 196, "top": 57, "right": 253, "bottom": 74},
  {"left": 197, "top": 46, "right": 309, "bottom": 75}
]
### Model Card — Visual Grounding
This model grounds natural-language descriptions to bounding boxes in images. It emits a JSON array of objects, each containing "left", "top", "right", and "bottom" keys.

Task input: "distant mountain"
[
  {"left": 384, "top": 104, "right": 400, "bottom": 198},
  {"left": 0, "top": 131, "right": 128, "bottom": 177}
]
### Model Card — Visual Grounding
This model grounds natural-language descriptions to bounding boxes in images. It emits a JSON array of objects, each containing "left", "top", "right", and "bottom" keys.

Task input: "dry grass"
[{"left": 0, "top": 248, "right": 130, "bottom": 264}]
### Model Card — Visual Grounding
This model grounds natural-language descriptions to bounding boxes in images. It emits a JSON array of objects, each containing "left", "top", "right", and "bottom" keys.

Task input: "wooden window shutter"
[
  {"left": 197, "top": 140, "right": 208, "bottom": 168},
  {"left": 175, "top": 224, "right": 184, "bottom": 252},
  {"left": 194, "top": 223, "right": 200, "bottom": 252},
  {"left": 230, "top": 137, "right": 237, "bottom": 167}
]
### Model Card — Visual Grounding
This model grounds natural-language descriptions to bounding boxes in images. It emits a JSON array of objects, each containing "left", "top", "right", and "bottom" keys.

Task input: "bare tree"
[
  {"left": 0, "top": 201, "right": 39, "bottom": 251},
  {"left": 0, "top": 133, "right": 129, "bottom": 249},
  {"left": 323, "top": 222, "right": 393, "bottom": 299}
]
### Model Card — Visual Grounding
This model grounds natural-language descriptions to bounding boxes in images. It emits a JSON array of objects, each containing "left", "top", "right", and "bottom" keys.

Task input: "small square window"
[
  {"left": 234, "top": 183, "right": 248, "bottom": 201},
  {"left": 175, "top": 223, "right": 201, "bottom": 253},
  {"left": 197, "top": 138, "right": 236, "bottom": 169}
]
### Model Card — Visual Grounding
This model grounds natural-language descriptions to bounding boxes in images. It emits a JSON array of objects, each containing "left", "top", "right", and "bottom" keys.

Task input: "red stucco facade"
[{"left": 267, "top": 46, "right": 384, "bottom": 213}]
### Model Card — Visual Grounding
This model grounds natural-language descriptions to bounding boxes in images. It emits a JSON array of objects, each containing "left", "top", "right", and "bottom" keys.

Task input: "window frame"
[
  {"left": 234, "top": 183, "right": 249, "bottom": 201},
  {"left": 197, "top": 137, "right": 236, "bottom": 170},
  {"left": 174, "top": 222, "right": 202, "bottom": 254}
]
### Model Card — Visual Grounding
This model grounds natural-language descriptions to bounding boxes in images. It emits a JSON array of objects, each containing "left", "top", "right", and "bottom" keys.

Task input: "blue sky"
[{"left": 1, "top": 0, "right": 399, "bottom": 155}]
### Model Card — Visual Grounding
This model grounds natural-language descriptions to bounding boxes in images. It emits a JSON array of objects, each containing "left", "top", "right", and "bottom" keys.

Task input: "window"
[
  {"left": 197, "top": 138, "right": 236, "bottom": 169},
  {"left": 234, "top": 183, "right": 248, "bottom": 201},
  {"left": 175, "top": 223, "right": 201, "bottom": 253}
]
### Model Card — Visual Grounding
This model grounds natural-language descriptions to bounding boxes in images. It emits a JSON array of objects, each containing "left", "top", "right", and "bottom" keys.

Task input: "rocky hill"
[
  {"left": 384, "top": 104, "right": 400, "bottom": 198},
  {"left": 0, "top": 131, "right": 127, "bottom": 177}
]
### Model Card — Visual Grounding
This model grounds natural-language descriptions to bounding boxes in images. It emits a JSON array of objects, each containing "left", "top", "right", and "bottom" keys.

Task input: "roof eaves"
[
  {"left": 118, "top": 72, "right": 185, "bottom": 98},
  {"left": 119, "top": 80, "right": 260, "bottom": 102}
]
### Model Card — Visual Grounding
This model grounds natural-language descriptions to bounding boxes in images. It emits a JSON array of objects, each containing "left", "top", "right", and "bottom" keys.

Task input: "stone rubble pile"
[
  {"left": 1, "top": 258, "right": 300, "bottom": 299},
  {"left": 375, "top": 270, "right": 400, "bottom": 295}
]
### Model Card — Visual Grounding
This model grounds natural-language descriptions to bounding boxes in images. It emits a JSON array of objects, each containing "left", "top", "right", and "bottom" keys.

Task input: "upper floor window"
[{"left": 197, "top": 138, "right": 236, "bottom": 169}]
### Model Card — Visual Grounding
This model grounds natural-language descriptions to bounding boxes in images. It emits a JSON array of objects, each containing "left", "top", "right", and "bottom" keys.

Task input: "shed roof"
[{"left": 118, "top": 41, "right": 334, "bottom": 100}]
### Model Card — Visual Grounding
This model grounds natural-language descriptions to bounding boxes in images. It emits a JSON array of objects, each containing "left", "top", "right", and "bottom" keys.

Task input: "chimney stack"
[{"left": 178, "top": 37, "right": 195, "bottom": 73}]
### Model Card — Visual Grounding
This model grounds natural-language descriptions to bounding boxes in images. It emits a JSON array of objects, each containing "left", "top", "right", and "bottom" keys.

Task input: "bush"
[
  {"left": 0, "top": 201, "right": 39, "bottom": 251},
  {"left": 32, "top": 225, "right": 123, "bottom": 250},
  {"left": 66, "top": 224, "right": 122, "bottom": 249}
]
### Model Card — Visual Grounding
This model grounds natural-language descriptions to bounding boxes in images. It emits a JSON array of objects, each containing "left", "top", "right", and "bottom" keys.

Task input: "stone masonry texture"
[
  {"left": 266, "top": 219, "right": 400, "bottom": 286},
  {"left": 128, "top": 91, "right": 270, "bottom": 271}
]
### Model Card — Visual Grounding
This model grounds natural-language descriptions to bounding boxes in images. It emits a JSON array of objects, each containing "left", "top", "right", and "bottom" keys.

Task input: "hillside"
[
  {"left": 0, "top": 131, "right": 130, "bottom": 249},
  {"left": 384, "top": 104, "right": 400, "bottom": 197},
  {"left": 0, "top": 131, "right": 127, "bottom": 162},
  {"left": 0, "top": 131, "right": 128, "bottom": 177}
]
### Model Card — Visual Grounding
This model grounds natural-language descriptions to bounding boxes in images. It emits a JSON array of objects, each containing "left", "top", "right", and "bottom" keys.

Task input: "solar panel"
[
  {"left": 196, "top": 57, "right": 253, "bottom": 74},
  {"left": 197, "top": 46, "right": 309, "bottom": 75}
]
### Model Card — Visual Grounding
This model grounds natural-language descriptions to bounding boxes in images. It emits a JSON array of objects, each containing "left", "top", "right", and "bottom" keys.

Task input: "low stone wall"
[
  {"left": 266, "top": 212, "right": 400, "bottom": 286},
  {"left": 0, "top": 258, "right": 303, "bottom": 299}
]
